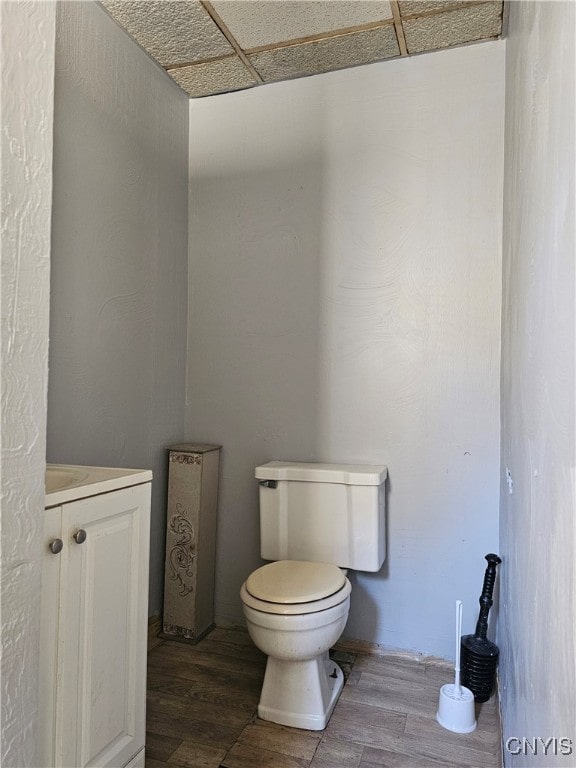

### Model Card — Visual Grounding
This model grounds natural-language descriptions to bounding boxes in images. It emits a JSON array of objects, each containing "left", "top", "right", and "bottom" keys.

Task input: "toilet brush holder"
[
  {"left": 436, "top": 600, "right": 477, "bottom": 734},
  {"left": 437, "top": 684, "right": 477, "bottom": 734}
]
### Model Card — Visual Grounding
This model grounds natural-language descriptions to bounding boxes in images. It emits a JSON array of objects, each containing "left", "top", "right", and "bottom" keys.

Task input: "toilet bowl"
[
  {"left": 240, "top": 560, "right": 352, "bottom": 730},
  {"left": 242, "top": 461, "right": 387, "bottom": 731}
]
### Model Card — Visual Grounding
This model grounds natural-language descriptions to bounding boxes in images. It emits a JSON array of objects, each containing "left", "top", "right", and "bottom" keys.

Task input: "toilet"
[{"left": 240, "top": 461, "right": 387, "bottom": 730}]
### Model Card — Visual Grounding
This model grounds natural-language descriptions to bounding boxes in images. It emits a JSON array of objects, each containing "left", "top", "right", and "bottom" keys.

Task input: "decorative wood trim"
[
  {"left": 165, "top": 54, "right": 236, "bottom": 73},
  {"left": 390, "top": 1, "right": 409, "bottom": 56},
  {"left": 244, "top": 18, "right": 397, "bottom": 56},
  {"left": 200, "top": 1, "right": 264, "bottom": 83},
  {"left": 500, "top": 0, "right": 511, "bottom": 38}
]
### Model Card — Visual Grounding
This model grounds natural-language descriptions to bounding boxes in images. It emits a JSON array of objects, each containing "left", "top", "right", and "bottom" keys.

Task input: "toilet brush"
[
  {"left": 436, "top": 600, "right": 477, "bottom": 733},
  {"left": 460, "top": 553, "right": 501, "bottom": 703}
]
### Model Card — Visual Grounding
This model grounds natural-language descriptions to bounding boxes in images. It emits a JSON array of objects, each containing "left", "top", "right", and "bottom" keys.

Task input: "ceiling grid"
[{"left": 99, "top": 0, "right": 504, "bottom": 98}]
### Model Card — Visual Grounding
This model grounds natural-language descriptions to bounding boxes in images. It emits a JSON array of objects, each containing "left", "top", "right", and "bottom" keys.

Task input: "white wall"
[
  {"left": 47, "top": 1, "right": 189, "bottom": 615},
  {"left": 499, "top": 2, "right": 575, "bottom": 762},
  {"left": 0, "top": 3, "right": 55, "bottom": 765},
  {"left": 187, "top": 41, "right": 505, "bottom": 658}
]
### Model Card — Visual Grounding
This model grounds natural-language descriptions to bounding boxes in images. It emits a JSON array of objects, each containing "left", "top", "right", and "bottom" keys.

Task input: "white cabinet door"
[{"left": 58, "top": 484, "right": 150, "bottom": 768}]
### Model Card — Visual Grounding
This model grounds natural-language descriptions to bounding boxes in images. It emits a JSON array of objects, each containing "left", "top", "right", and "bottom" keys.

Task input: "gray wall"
[
  {"left": 186, "top": 41, "right": 505, "bottom": 659},
  {"left": 499, "top": 2, "right": 575, "bottom": 762},
  {"left": 47, "top": 1, "right": 189, "bottom": 615},
  {"left": 1, "top": 4, "right": 55, "bottom": 765}
]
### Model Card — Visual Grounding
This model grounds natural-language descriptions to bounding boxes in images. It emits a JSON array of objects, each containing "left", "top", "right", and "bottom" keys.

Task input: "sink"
[
  {"left": 45, "top": 466, "right": 89, "bottom": 494},
  {"left": 45, "top": 464, "right": 152, "bottom": 506}
]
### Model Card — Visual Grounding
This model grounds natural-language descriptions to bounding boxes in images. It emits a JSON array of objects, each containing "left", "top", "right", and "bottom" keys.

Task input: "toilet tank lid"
[{"left": 255, "top": 461, "right": 387, "bottom": 486}]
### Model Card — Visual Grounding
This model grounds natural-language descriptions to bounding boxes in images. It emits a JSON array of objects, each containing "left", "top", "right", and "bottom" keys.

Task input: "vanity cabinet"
[{"left": 40, "top": 474, "right": 151, "bottom": 768}]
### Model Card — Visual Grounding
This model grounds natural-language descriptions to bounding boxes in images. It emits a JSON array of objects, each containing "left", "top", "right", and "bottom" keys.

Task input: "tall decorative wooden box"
[{"left": 162, "top": 443, "right": 221, "bottom": 643}]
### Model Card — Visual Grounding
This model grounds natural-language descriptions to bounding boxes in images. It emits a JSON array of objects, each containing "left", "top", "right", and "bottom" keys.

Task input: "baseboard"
[
  {"left": 152, "top": 618, "right": 452, "bottom": 671},
  {"left": 205, "top": 623, "right": 450, "bottom": 668},
  {"left": 334, "top": 635, "right": 450, "bottom": 668}
]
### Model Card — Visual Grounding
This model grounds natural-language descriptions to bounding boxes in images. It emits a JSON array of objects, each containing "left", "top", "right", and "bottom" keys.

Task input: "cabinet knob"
[
  {"left": 73, "top": 529, "right": 87, "bottom": 544},
  {"left": 49, "top": 538, "right": 64, "bottom": 555}
]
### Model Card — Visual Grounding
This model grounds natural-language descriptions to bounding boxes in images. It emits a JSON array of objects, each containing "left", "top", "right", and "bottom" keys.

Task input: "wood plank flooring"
[{"left": 146, "top": 628, "right": 502, "bottom": 768}]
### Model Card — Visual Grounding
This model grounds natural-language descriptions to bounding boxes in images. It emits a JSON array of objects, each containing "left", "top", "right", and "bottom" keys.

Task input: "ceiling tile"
[
  {"left": 212, "top": 1, "right": 393, "bottom": 50},
  {"left": 249, "top": 25, "right": 399, "bottom": 83},
  {"left": 167, "top": 57, "right": 257, "bottom": 97},
  {"left": 100, "top": 0, "right": 233, "bottom": 67},
  {"left": 399, "top": 0, "right": 460, "bottom": 17},
  {"left": 403, "top": 2, "right": 502, "bottom": 53}
]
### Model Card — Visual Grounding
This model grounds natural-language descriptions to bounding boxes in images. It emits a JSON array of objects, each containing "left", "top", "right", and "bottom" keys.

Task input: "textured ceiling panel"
[
  {"left": 100, "top": 0, "right": 233, "bottom": 66},
  {"left": 212, "top": 1, "right": 393, "bottom": 49},
  {"left": 399, "top": 0, "right": 459, "bottom": 16},
  {"left": 168, "top": 57, "right": 257, "bottom": 97},
  {"left": 100, "top": 0, "right": 504, "bottom": 98},
  {"left": 250, "top": 25, "right": 400, "bottom": 83},
  {"left": 403, "top": 2, "right": 502, "bottom": 53}
]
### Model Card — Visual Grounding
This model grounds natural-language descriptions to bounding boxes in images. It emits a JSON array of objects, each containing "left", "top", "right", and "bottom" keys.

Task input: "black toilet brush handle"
[{"left": 474, "top": 553, "right": 502, "bottom": 640}]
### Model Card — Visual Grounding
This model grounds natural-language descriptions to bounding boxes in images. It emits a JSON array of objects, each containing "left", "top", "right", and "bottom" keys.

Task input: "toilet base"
[{"left": 257, "top": 651, "right": 344, "bottom": 730}]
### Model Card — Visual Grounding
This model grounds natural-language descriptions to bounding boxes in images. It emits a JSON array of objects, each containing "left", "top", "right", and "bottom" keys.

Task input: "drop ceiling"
[{"left": 100, "top": 0, "right": 505, "bottom": 98}]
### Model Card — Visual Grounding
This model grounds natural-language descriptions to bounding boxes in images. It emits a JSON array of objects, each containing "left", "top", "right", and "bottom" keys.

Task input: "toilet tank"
[{"left": 255, "top": 461, "right": 388, "bottom": 572}]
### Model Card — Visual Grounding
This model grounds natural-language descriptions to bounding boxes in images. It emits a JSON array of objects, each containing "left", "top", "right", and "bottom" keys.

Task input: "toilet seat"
[
  {"left": 241, "top": 560, "right": 351, "bottom": 615},
  {"left": 247, "top": 560, "right": 346, "bottom": 603},
  {"left": 241, "top": 581, "right": 351, "bottom": 615}
]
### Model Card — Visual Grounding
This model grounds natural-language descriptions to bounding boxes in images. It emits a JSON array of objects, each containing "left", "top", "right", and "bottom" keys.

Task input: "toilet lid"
[{"left": 245, "top": 561, "right": 346, "bottom": 604}]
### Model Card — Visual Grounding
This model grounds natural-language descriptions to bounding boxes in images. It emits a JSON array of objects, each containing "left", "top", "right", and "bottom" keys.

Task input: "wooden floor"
[{"left": 145, "top": 627, "right": 502, "bottom": 768}]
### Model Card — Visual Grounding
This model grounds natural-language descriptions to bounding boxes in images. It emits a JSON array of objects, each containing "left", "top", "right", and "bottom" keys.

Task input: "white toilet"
[{"left": 240, "top": 461, "right": 387, "bottom": 730}]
